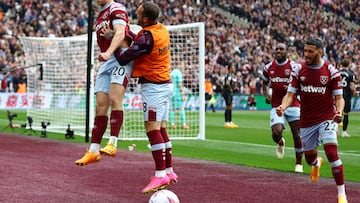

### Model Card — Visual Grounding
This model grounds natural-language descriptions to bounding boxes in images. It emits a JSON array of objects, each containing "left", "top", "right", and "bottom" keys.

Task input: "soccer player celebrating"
[
  {"left": 276, "top": 38, "right": 348, "bottom": 203},
  {"left": 262, "top": 43, "right": 303, "bottom": 173},
  {"left": 115, "top": 2, "right": 177, "bottom": 194},
  {"left": 169, "top": 62, "right": 190, "bottom": 130},
  {"left": 339, "top": 58, "right": 357, "bottom": 138},
  {"left": 75, "top": 0, "right": 130, "bottom": 165}
]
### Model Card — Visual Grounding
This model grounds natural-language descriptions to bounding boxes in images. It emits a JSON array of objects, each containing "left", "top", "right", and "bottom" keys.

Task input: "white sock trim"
[
  {"left": 109, "top": 136, "right": 118, "bottom": 147},
  {"left": 166, "top": 167, "right": 173, "bottom": 174},
  {"left": 89, "top": 143, "right": 100, "bottom": 153},
  {"left": 337, "top": 184, "right": 346, "bottom": 197},
  {"left": 155, "top": 170, "right": 167, "bottom": 177}
]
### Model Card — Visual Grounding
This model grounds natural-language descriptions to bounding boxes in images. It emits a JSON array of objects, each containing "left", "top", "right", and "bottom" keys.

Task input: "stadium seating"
[{"left": 0, "top": 0, "right": 358, "bottom": 93}]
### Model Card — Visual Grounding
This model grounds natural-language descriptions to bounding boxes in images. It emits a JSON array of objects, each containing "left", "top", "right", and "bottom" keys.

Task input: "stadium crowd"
[{"left": 0, "top": 0, "right": 359, "bottom": 94}]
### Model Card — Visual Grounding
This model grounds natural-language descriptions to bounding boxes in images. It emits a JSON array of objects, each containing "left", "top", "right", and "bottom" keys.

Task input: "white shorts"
[
  {"left": 141, "top": 83, "right": 173, "bottom": 122},
  {"left": 94, "top": 55, "right": 133, "bottom": 94},
  {"left": 270, "top": 106, "right": 300, "bottom": 128},
  {"left": 300, "top": 120, "right": 338, "bottom": 151}
]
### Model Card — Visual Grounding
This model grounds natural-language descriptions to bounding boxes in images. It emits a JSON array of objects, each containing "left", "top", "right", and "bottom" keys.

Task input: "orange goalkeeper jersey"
[{"left": 132, "top": 22, "right": 171, "bottom": 82}]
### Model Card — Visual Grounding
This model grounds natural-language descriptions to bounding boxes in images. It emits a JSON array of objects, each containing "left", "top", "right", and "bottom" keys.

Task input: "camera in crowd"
[
  {"left": 40, "top": 121, "right": 50, "bottom": 138},
  {"left": 65, "top": 124, "right": 74, "bottom": 139},
  {"left": 21, "top": 116, "right": 34, "bottom": 128},
  {"left": 41, "top": 121, "right": 50, "bottom": 129},
  {"left": 7, "top": 111, "right": 17, "bottom": 122}
]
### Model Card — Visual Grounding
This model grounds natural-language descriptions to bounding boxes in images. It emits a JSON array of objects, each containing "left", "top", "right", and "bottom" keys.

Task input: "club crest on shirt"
[
  {"left": 320, "top": 76, "right": 328, "bottom": 85},
  {"left": 284, "top": 69, "right": 290, "bottom": 76},
  {"left": 300, "top": 76, "right": 306, "bottom": 81},
  {"left": 102, "top": 11, "right": 109, "bottom": 19}
]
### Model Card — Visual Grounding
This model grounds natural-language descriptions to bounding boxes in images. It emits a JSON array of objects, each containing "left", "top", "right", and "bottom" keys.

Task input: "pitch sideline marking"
[{"left": 205, "top": 139, "right": 360, "bottom": 157}]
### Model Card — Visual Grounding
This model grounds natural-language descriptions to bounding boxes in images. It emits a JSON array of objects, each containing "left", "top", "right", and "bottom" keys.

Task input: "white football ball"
[{"left": 148, "top": 189, "right": 180, "bottom": 203}]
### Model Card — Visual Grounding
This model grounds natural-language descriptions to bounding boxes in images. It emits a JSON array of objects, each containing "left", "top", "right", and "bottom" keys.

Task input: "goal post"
[
  {"left": 167, "top": 22, "right": 205, "bottom": 140},
  {"left": 19, "top": 22, "right": 205, "bottom": 140}
]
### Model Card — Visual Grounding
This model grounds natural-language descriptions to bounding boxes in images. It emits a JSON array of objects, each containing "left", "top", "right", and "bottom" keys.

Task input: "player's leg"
[
  {"left": 205, "top": 93, "right": 210, "bottom": 112},
  {"left": 99, "top": 83, "right": 125, "bottom": 156},
  {"left": 286, "top": 107, "right": 303, "bottom": 172},
  {"left": 92, "top": 91, "right": 111, "bottom": 147},
  {"left": 160, "top": 97, "right": 178, "bottom": 184},
  {"left": 341, "top": 99, "right": 351, "bottom": 137},
  {"left": 288, "top": 120, "right": 303, "bottom": 172},
  {"left": 177, "top": 97, "right": 189, "bottom": 129},
  {"left": 75, "top": 63, "right": 111, "bottom": 166},
  {"left": 160, "top": 120, "right": 177, "bottom": 183},
  {"left": 180, "top": 106, "right": 189, "bottom": 129},
  {"left": 224, "top": 104, "right": 232, "bottom": 127},
  {"left": 223, "top": 94, "right": 230, "bottom": 127},
  {"left": 321, "top": 120, "right": 347, "bottom": 202},
  {"left": 100, "top": 60, "right": 131, "bottom": 156},
  {"left": 209, "top": 95, "right": 216, "bottom": 112},
  {"left": 224, "top": 94, "right": 237, "bottom": 128},
  {"left": 269, "top": 108, "right": 286, "bottom": 159},
  {"left": 301, "top": 124, "right": 322, "bottom": 182},
  {"left": 141, "top": 83, "right": 171, "bottom": 194},
  {"left": 228, "top": 94, "right": 237, "bottom": 127},
  {"left": 169, "top": 96, "right": 176, "bottom": 129}
]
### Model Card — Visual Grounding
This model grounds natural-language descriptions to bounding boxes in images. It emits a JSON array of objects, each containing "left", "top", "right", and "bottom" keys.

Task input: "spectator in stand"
[
  {"left": 0, "top": 72, "right": 8, "bottom": 92},
  {"left": 247, "top": 94, "right": 257, "bottom": 110},
  {"left": 242, "top": 83, "right": 251, "bottom": 94},
  {"left": 0, "top": 0, "right": 358, "bottom": 100},
  {"left": 205, "top": 74, "right": 215, "bottom": 112},
  {"left": 16, "top": 73, "right": 27, "bottom": 93}
]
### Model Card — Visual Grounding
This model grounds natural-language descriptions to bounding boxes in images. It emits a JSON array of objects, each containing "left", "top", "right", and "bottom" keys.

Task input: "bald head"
[{"left": 275, "top": 43, "right": 288, "bottom": 63}]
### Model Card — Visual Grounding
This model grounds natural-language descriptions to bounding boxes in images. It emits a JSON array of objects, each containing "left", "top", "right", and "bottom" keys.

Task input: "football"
[{"left": 148, "top": 189, "right": 180, "bottom": 203}]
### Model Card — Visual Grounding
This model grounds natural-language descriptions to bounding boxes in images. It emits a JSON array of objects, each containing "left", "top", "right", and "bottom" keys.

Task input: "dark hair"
[
  {"left": 305, "top": 38, "right": 323, "bottom": 49},
  {"left": 142, "top": 2, "right": 160, "bottom": 21},
  {"left": 341, "top": 58, "right": 350, "bottom": 67}
]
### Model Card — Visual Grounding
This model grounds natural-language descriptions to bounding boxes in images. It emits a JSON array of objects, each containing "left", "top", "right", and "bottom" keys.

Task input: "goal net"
[
  {"left": 20, "top": 22, "right": 205, "bottom": 140},
  {"left": 20, "top": 34, "right": 96, "bottom": 137}
]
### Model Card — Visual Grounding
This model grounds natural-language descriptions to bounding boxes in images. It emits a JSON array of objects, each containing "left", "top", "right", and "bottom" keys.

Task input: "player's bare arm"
[
  {"left": 262, "top": 80, "right": 271, "bottom": 104},
  {"left": 276, "top": 91, "right": 295, "bottom": 116},
  {"left": 98, "top": 23, "right": 125, "bottom": 61},
  {"left": 333, "top": 94, "right": 345, "bottom": 123},
  {"left": 178, "top": 81, "right": 186, "bottom": 101}
]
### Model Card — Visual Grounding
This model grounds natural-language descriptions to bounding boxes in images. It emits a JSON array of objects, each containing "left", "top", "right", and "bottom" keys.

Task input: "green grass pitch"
[{"left": 1, "top": 110, "right": 359, "bottom": 182}]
